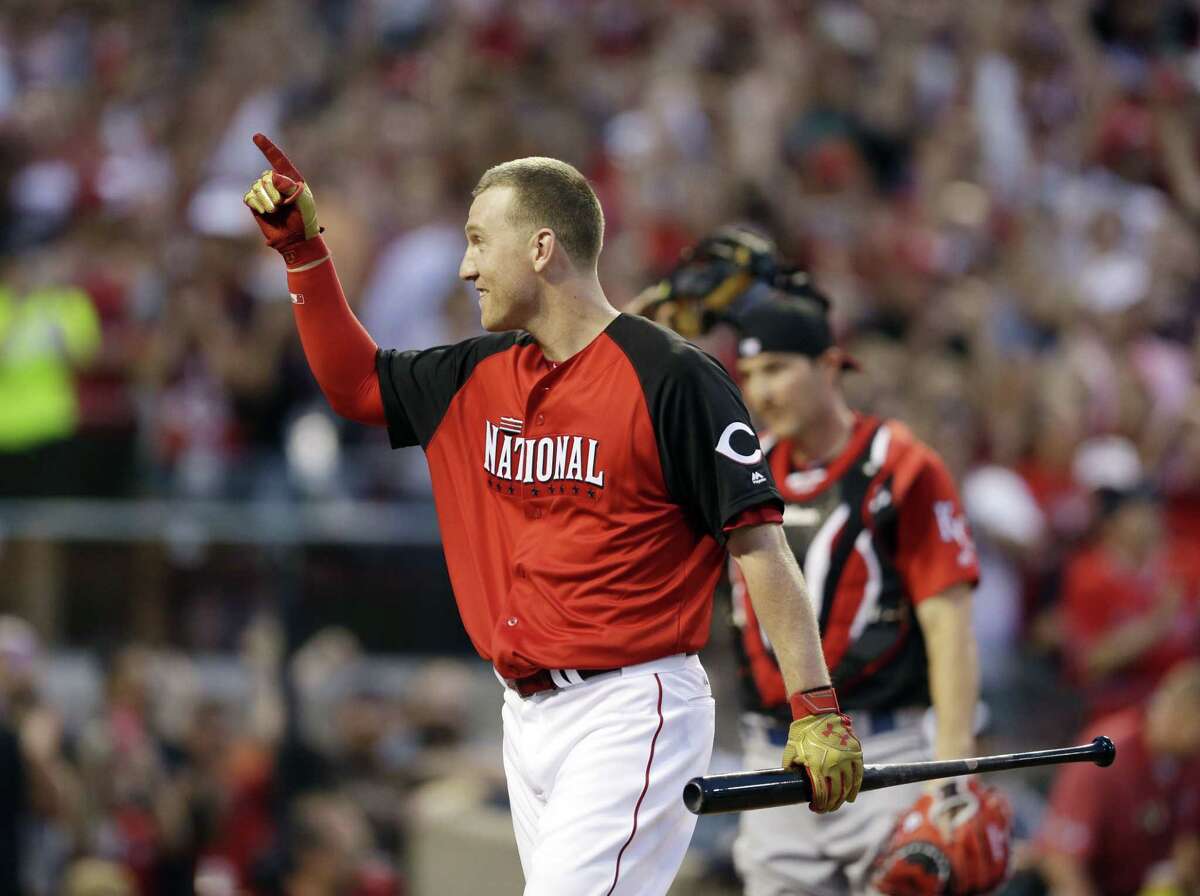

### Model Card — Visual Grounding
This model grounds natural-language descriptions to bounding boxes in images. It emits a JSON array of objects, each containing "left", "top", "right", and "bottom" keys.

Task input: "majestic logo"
[
  {"left": 483, "top": 420, "right": 605, "bottom": 486},
  {"left": 289, "top": 292, "right": 305, "bottom": 304},
  {"left": 715, "top": 422, "right": 764, "bottom": 466}
]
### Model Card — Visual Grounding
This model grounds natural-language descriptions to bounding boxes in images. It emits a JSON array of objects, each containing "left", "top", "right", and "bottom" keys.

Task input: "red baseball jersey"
[
  {"left": 732, "top": 415, "right": 979, "bottom": 715},
  {"left": 1038, "top": 708, "right": 1200, "bottom": 896},
  {"left": 376, "top": 314, "right": 782, "bottom": 680}
]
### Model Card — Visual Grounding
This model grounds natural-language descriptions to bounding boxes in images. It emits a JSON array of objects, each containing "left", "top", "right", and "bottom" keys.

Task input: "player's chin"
[
  {"left": 480, "top": 300, "right": 519, "bottom": 332},
  {"left": 762, "top": 414, "right": 799, "bottom": 441}
]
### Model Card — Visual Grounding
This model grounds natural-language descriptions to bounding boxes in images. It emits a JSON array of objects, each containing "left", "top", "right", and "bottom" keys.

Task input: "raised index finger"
[{"left": 253, "top": 133, "right": 303, "bottom": 180}]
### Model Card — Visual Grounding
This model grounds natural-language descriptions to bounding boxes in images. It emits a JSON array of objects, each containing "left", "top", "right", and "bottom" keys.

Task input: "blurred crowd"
[
  {"left": 4, "top": 0, "right": 1200, "bottom": 892},
  {"left": 0, "top": 613, "right": 500, "bottom": 895}
]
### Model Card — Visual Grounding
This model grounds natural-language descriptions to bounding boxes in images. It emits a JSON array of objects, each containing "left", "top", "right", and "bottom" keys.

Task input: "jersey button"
[
  {"left": 507, "top": 616, "right": 518, "bottom": 627},
  {"left": 535, "top": 414, "right": 544, "bottom": 425}
]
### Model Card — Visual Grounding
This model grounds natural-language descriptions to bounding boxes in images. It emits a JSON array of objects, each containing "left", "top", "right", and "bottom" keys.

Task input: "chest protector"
[{"left": 732, "top": 422, "right": 931, "bottom": 717}]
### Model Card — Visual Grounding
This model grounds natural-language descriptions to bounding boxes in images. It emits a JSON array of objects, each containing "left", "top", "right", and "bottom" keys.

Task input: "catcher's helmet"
[{"left": 638, "top": 224, "right": 827, "bottom": 337}]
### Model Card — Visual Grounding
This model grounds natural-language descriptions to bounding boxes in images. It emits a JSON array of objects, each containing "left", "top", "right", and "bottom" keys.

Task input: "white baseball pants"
[{"left": 500, "top": 653, "right": 716, "bottom": 896}]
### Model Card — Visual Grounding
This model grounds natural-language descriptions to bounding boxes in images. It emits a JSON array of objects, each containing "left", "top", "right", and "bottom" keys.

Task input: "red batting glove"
[{"left": 243, "top": 133, "right": 326, "bottom": 269}]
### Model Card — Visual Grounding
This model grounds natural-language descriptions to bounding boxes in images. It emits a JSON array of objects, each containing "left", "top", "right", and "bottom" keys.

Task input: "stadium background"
[{"left": 1, "top": 0, "right": 1199, "bottom": 893}]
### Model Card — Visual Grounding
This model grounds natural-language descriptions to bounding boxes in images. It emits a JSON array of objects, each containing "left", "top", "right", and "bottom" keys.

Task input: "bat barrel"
[
  {"left": 682, "top": 769, "right": 811, "bottom": 815},
  {"left": 684, "top": 737, "right": 1117, "bottom": 815}
]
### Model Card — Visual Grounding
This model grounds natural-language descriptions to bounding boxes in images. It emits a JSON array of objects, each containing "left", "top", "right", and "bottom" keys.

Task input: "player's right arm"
[{"left": 242, "top": 134, "right": 386, "bottom": 426}]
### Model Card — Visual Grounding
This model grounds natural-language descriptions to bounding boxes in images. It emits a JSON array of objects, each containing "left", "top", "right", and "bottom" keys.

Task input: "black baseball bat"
[{"left": 683, "top": 735, "right": 1115, "bottom": 815}]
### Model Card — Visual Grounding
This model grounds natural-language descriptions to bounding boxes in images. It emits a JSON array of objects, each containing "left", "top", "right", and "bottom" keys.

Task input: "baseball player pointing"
[{"left": 242, "top": 138, "right": 863, "bottom": 894}]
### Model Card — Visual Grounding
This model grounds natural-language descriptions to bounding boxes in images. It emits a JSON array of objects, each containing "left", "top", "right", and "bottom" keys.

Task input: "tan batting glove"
[{"left": 782, "top": 686, "right": 864, "bottom": 813}]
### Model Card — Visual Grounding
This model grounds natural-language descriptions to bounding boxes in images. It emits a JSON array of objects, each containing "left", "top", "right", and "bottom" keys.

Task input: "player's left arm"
[
  {"left": 728, "top": 521, "right": 864, "bottom": 813},
  {"left": 915, "top": 582, "right": 978, "bottom": 760},
  {"left": 728, "top": 523, "right": 831, "bottom": 699},
  {"left": 644, "top": 342, "right": 861, "bottom": 812},
  {"left": 646, "top": 342, "right": 825, "bottom": 699}
]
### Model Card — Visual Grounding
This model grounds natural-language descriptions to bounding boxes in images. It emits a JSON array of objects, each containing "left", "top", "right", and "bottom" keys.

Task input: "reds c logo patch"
[{"left": 716, "top": 422, "right": 764, "bottom": 466}]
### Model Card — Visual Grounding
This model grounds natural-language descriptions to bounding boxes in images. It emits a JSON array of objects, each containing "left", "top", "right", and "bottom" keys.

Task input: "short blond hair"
[{"left": 473, "top": 157, "right": 604, "bottom": 267}]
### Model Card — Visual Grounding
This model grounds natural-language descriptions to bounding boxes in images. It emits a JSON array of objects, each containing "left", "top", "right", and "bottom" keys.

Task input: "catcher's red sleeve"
[
  {"left": 893, "top": 448, "right": 979, "bottom": 603},
  {"left": 285, "top": 248, "right": 386, "bottom": 425}
]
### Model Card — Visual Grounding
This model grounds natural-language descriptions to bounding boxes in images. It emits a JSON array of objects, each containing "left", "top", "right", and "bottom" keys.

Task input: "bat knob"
[
  {"left": 683, "top": 778, "right": 704, "bottom": 815},
  {"left": 1091, "top": 735, "right": 1116, "bottom": 767}
]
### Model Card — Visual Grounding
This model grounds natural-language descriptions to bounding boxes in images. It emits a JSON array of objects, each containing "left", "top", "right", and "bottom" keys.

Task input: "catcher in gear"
[{"left": 634, "top": 232, "right": 1013, "bottom": 896}]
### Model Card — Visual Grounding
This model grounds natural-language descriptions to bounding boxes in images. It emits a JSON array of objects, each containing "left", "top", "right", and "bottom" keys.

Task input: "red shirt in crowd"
[
  {"left": 1165, "top": 491, "right": 1200, "bottom": 587},
  {"left": 1039, "top": 708, "right": 1200, "bottom": 896},
  {"left": 1060, "top": 547, "right": 1200, "bottom": 720}
]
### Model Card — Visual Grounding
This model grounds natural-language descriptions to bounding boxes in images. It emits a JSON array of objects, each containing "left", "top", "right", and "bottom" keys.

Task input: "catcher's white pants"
[
  {"left": 734, "top": 708, "right": 931, "bottom": 896},
  {"left": 500, "top": 653, "right": 715, "bottom": 896}
]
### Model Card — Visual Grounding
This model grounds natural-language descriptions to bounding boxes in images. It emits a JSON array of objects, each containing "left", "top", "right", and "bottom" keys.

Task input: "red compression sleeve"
[{"left": 285, "top": 238, "right": 386, "bottom": 425}]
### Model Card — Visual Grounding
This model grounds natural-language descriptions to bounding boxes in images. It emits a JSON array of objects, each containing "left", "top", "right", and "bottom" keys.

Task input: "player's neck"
[
  {"left": 525, "top": 276, "right": 619, "bottom": 363},
  {"left": 789, "top": 400, "right": 855, "bottom": 468}
]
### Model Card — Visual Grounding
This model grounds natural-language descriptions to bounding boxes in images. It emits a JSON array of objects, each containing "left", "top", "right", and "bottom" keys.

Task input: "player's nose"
[
  {"left": 742, "top": 377, "right": 768, "bottom": 412},
  {"left": 459, "top": 251, "right": 477, "bottom": 281}
]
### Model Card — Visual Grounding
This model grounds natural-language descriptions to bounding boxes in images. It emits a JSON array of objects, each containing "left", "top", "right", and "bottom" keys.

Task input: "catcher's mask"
[{"left": 641, "top": 224, "right": 821, "bottom": 337}]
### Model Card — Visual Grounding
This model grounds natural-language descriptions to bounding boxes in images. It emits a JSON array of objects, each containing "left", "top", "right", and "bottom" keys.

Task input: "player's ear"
[
  {"left": 531, "top": 228, "right": 556, "bottom": 273},
  {"left": 819, "top": 349, "right": 844, "bottom": 384}
]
